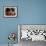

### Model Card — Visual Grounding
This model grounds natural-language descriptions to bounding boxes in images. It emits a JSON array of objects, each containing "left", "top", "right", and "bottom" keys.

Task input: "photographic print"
[{"left": 4, "top": 6, "right": 17, "bottom": 17}]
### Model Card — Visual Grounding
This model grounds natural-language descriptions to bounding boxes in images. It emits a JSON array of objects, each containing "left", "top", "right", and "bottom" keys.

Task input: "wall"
[
  {"left": 18, "top": 0, "right": 46, "bottom": 24},
  {"left": 0, "top": 0, "right": 46, "bottom": 45},
  {"left": 0, "top": 0, "right": 18, "bottom": 44}
]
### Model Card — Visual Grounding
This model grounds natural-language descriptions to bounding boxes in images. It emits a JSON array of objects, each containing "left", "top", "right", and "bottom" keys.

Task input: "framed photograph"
[
  {"left": 18, "top": 24, "right": 46, "bottom": 42},
  {"left": 4, "top": 6, "right": 17, "bottom": 17}
]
